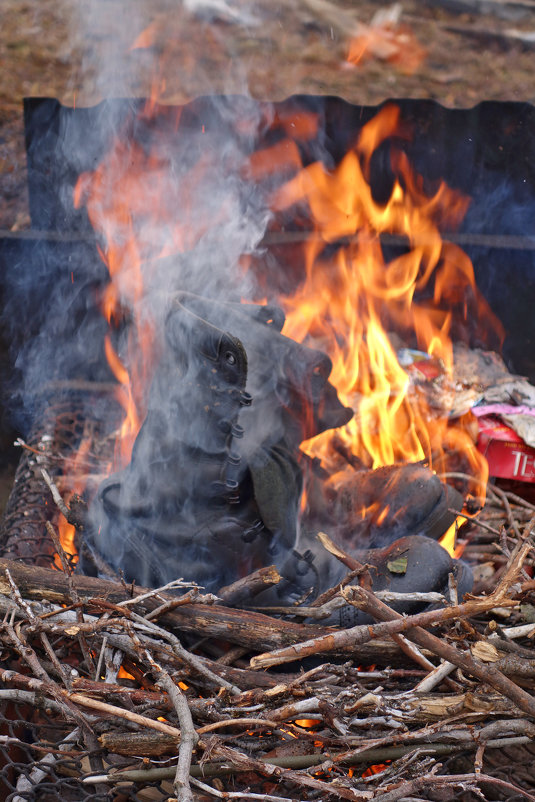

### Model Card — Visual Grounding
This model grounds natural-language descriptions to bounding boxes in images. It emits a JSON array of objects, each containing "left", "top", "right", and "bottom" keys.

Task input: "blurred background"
[{"left": 2, "top": 0, "right": 535, "bottom": 230}]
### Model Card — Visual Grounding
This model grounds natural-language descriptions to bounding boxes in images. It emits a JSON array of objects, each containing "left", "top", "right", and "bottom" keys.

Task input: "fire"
[
  {"left": 104, "top": 335, "right": 141, "bottom": 467},
  {"left": 73, "top": 108, "right": 185, "bottom": 470},
  {"left": 55, "top": 518, "right": 77, "bottom": 570},
  {"left": 67, "top": 100, "right": 505, "bottom": 565},
  {"left": 130, "top": 20, "right": 160, "bottom": 52},
  {"left": 53, "top": 435, "right": 92, "bottom": 568},
  {"left": 439, "top": 517, "right": 459, "bottom": 559},
  {"left": 117, "top": 666, "right": 136, "bottom": 680},
  {"left": 362, "top": 762, "right": 390, "bottom": 778},
  {"left": 270, "top": 104, "right": 499, "bottom": 490}
]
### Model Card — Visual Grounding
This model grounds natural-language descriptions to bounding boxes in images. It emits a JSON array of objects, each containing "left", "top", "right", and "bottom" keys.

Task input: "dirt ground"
[{"left": 2, "top": 0, "right": 535, "bottom": 230}]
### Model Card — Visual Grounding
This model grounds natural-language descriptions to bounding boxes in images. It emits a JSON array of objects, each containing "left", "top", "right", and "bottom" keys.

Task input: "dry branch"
[
  {"left": 251, "top": 539, "right": 531, "bottom": 670},
  {"left": 155, "top": 668, "right": 198, "bottom": 802},
  {"left": 3, "top": 483, "right": 535, "bottom": 801},
  {"left": 0, "top": 558, "right": 330, "bottom": 651}
]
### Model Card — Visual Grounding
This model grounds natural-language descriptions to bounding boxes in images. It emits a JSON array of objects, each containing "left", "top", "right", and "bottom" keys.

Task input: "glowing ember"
[
  {"left": 295, "top": 719, "right": 321, "bottom": 728},
  {"left": 117, "top": 665, "right": 136, "bottom": 680},
  {"left": 362, "top": 761, "right": 390, "bottom": 778}
]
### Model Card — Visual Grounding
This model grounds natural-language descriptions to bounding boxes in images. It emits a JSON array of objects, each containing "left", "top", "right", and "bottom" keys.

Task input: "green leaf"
[{"left": 386, "top": 556, "right": 408, "bottom": 574}]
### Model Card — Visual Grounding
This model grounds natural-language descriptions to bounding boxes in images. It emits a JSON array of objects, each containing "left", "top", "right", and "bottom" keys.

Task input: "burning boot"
[
  {"left": 81, "top": 292, "right": 353, "bottom": 591},
  {"left": 82, "top": 299, "right": 269, "bottom": 590},
  {"left": 327, "top": 462, "right": 464, "bottom": 549},
  {"left": 254, "top": 462, "right": 471, "bottom": 614},
  {"left": 82, "top": 289, "right": 471, "bottom": 613},
  {"left": 167, "top": 293, "right": 355, "bottom": 547},
  {"left": 269, "top": 532, "right": 473, "bottom": 626}
]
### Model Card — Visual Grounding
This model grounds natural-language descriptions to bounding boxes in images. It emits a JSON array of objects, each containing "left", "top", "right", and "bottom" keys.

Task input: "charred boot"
[
  {"left": 165, "top": 293, "right": 354, "bottom": 548},
  {"left": 81, "top": 291, "right": 354, "bottom": 592},
  {"left": 259, "top": 532, "right": 473, "bottom": 625},
  {"left": 255, "top": 461, "right": 471, "bottom": 617},
  {"left": 83, "top": 299, "right": 271, "bottom": 591},
  {"left": 329, "top": 462, "right": 464, "bottom": 549}
]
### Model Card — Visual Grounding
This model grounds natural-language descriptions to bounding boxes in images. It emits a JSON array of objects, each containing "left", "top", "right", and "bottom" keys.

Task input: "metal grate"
[
  {"left": 0, "top": 384, "right": 131, "bottom": 801},
  {"left": 0, "top": 701, "right": 176, "bottom": 801},
  {"left": 0, "top": 384, "right": 120, "bottom": 566}
]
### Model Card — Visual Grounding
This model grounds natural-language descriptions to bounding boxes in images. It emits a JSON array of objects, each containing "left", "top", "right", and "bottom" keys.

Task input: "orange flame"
[
  {"left": 104, "top": 335, "right": 142, "bottom": 466},
  {"left": 439, "top": 516, "right": 461, "bottom": 559},
  {"left": 362, "top": 762, "right": 390, "bottom": 778},
  {"left": 130, "top": 20, "right": 160, "bottom": 51},
  {"left": 53, "top": 435, "right": 92, "bottom": 568},
  {"left": 73, "top": 106, "right": 193, "bottom": 470},
  {"left": 270, "top": 105, "right": 499, "bottom": 491},
  {"left": 70, "top": 102, "right": 503, "bottom": 547},
  {"left": 295, "top": 719, "right": 321, "bottom": 728}
]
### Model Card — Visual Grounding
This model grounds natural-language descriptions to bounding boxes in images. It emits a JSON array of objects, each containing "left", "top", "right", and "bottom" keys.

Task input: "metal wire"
[{"left": 0, "top": 386, "right": 132, "bottom": 801}]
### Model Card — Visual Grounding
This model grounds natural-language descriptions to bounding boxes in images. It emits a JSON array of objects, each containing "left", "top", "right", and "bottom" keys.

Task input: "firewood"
[
  {"left": 0, "top": 557, "right": 406, "bottom": 664},
  {"left": 99, "top": 729, "right": 179, "bottom": 756},
  {"left": 218, "top": 565, "right": 281, "bottom": 606},
  {"left": 0, "top": 558, "right": 325, "bottom": 651}
]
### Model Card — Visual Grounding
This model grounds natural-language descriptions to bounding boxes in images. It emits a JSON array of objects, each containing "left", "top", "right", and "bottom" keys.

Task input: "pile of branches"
[{"left": 2, "top": 478, "right": 535, "bottom": 802}]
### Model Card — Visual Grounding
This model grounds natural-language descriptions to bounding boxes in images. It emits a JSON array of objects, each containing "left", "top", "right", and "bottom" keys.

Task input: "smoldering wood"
[{"left": 99, "top": 713, "right": 535, "bottom": 757}]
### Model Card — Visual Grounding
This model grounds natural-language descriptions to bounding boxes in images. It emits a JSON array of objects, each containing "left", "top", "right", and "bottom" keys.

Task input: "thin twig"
[
  {"left": 370, "top": 771, "right": 535, "bottom": 802},
  {"left": 155, "top": 668, "right": 198, "bottom": 802},
  {"left": 492, "top": 484, "right": 522, "bottom": 539},
  {"left": 251, "top": 540, "right": 531, "bottom": 670},
  {"left": 124, "top": 607, "right": 241, "bottom": 695},
  {"left": 83, "top": 739, "right": 534, "bottom": 785},
  {"left": 451, "top": 510, "right": 502, "bottom": 537},
  {"left": 67, "top": 692, "right": 181, "bottom": 738},
  {"left": 45, "top": 521, "right": 73, "bottom": 576},
  {"left": 190, "top": 777, "right": 302, "bottom": 801},
  {"left": 40, "top": 467, "right": 72, "bottom": 522},
  {"left": 197, "top": 718, "right": 284, "bottom": 734},
  {"left": 117, "top": 579, "right": 200, "bottom": 607},
  {"left": 414, "top": 660, "right": 456, "bottom": 692},
  {"left": 1, "top": 605, "right": 90, "bottom": 730},
  {"left": 45, "top": 520, "right": 95, "bottom": 674}
]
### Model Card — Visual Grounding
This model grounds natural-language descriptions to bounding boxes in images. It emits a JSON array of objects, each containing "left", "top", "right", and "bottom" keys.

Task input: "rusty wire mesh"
[
  {"left": 0, "top": 384, "right": 119, "bottom": 565},
  {"left": 0, "top": 700, "right": 176, "bottom": 801},
  {"left": 0, "top": 385, "right": 126, "bottom": 801}
]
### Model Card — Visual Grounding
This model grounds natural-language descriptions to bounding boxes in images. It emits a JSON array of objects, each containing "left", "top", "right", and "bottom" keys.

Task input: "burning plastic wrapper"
[
  {"left": 401, "top": 343, "right": 535, "bottom": 485},
  {"left": 80, "top": 293, "right": 473, "bottom": 624}
]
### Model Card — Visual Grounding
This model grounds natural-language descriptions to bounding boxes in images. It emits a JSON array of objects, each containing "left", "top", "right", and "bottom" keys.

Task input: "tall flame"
[
  {"left": 268, "top": 104, "right": 499, "bottom": 486},
  {"left": 68, "top": 100, "right": 504, "bottom": 568}
]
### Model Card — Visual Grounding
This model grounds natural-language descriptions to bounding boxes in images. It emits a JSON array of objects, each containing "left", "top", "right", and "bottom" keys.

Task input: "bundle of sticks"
[{"left": 2, "top": 475, "right": 535, "bottom": 802}]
